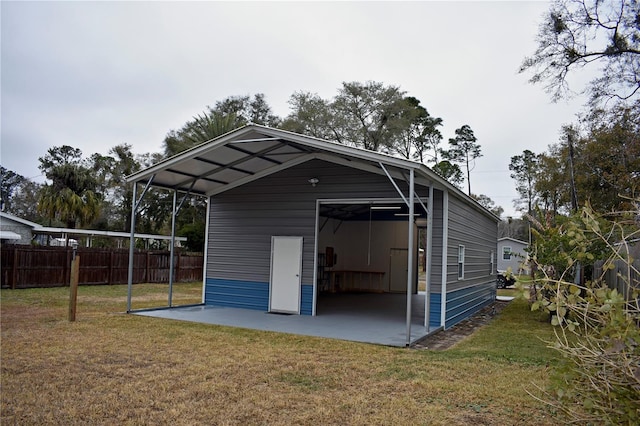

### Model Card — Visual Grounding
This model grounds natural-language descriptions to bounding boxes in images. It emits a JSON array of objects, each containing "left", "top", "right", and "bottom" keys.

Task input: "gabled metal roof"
[
  {"left": 128, "top": 124, "right": 442, "bottom": 193},
  {"left": 126, "top": 124, "right": 498, "bottom": 221},
  {"left": 498, "top": 237, "right": 529, "bottom": 245}
]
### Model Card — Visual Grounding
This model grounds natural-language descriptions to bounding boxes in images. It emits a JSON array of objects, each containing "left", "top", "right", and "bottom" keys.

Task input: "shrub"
[{"left": 528, "top": 204, "right": 640, "bottom": 424}]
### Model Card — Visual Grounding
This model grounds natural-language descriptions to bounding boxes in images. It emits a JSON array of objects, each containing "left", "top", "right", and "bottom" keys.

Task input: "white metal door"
[
  {"left": 269, "top": 236, "right": 303, "bottom": 314},
  {"left": 389, "top": 248, "right": 408, "bottom": 293}
]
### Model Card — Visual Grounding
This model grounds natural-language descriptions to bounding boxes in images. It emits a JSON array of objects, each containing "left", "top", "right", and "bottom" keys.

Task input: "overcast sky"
[{"left": 1, "top": 1, "right": 590, "bottom": 218}]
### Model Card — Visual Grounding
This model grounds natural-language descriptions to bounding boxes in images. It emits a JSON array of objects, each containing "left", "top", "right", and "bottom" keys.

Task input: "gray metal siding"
[
  {"left": 427, "top": 189, "right": 444, "bottom": 293},
  {"left": 207, "top": 159, "right": 429, "bottom": 286},
  {"left": 445, "top": 195, "right": 498, "bottom": 293}
]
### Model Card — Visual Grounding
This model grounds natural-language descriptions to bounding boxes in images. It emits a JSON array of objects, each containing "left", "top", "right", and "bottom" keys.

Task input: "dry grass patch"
[{"left": 2, "top": 284, "right": 560, "bottom": 425}]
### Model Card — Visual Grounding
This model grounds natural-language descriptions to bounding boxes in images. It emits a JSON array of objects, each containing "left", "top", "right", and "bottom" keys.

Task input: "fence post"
[
  {"left": 146, "top": 251, "right": 150, "bottom": 283},
  {"left": 69, "top": 250, "right": 80, "bottom": 321},
  {"left": 108, "top": 250, "right": 114, "bottom": 285},
  {"left": 176, "top": 251, "right": 181, "bottom": 282},
  {"left": 64, "top": 249, "right": 71, "bottom": 288},
  {"left": 11, "top": 247, "right": 18, "bottom": 290}
]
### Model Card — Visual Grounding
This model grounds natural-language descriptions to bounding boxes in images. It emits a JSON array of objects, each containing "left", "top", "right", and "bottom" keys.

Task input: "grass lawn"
[{"left": 1, "top": 283, "right": 562, "bottom": 425}]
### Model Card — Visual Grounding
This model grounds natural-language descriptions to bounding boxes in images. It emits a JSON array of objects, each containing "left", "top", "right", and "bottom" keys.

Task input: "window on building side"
[
  {"left": 458, "top": 245, "right": 465, "bottom": 279},
  {"left": 502, "top": 246, "right": 511, "bottom": 260},
  {"left": 490, "top": 250, "right": 495, "bottom": 274}
]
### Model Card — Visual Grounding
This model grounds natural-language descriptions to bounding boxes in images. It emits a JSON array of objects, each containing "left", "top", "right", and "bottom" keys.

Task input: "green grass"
[
  {"left": 450, "top": 299, "right": 557, "bottom": 366},
  {"left": 1, "top": 283, "right": 562, "bottom": 425}
]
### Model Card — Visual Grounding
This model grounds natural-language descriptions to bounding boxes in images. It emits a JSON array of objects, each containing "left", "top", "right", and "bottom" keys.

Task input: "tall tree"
[
  {"left": 331, "top": 81, "right": 407, "bottom": 152},
  {"left": 6, "top": 179, "right": 43, "bottom": 223},
  {"left": 164, "top": 93, "right": 279, "bottom": 158},
  {"left": 88, "top": 144, "right": 144, "bottom": 232},
  {"left": 392, "top": 96, "right": 445, "bottom": 164},
  {"left": 415, "top": 114, "right": 444, "bottom": 165},
  {"left": 213, "top": 93, "right": 281, "bottom": 127},
  {"left": 509, "top": 150, "right": 541, "bottom": 214},
  {"left": 564, "top": 125, "right": 580, "bottom": 212},
  {"left": 281, "top": 91, "right": 335, "bottom": 140},
  {"left": 471, "top": 193, "right": 504, "bottom": 217},
  {"left": 37, "top": 146, "right": 101, "bottom": 229},
  {"left": 284, "top": 82, "right": 437, "bottom": 158},
  {"left": 394, "top": 96, "right": 429, "bottom": 160},
  {"left": 532, "top": 107, "right": 639, "bottom": 216},
  {"left": 432, "top": 160, "right": 464, "bottom": 189},
  {"left": 575, "top": 106, "right": 640, "bottom": 212},
  {"left": 164, "top": 112, "right": 238, "bottom": 157},
  {"left": 520, "top": 0, "right": 640, "bottom": 107},
  {"left": 536, "top": 147, "right": 571, "bottom": 215},
  {"left": 444, "top": 125, "right": 482, "bottom": 195},
  {"left": 0, "top": 166, "right": 26, "bottom": 212}
]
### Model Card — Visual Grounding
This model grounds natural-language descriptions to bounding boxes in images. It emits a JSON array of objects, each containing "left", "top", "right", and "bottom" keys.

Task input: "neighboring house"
[
  {"left": 0, "top": 212, "right": 39, "bottom": 244},
  {"left": 497, "top": 237, "right": 529, "bottom": 274},
  {"left": 126, "top": 124, "right": 500, "bottom": 345}
]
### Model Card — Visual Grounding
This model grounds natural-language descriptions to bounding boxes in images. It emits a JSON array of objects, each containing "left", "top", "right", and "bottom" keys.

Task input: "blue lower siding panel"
[
  {"left": 445, "top": 282, "right": 495, "bottom": 329},
  {"left": 429, "top": 293, "right": 442, "bottom": 328},
  {"left": 300, "top": 284, "right": 313, "bottom": 315},
  {"left": 205, "top": 278, "right": 269, "bottom": 311},
  {"left": 205, "top": 278, "right": 314, "bottom": 315}
]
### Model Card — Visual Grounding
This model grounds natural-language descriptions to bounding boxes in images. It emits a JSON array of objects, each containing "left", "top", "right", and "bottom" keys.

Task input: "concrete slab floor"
[{"left": 134, "top": 293, "right": 434, "bottom": 347}]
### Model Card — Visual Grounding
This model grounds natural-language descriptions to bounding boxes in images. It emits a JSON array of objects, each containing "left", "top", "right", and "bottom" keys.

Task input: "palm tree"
[
  {"left": 38, "top": 185, "right": 100, "bottom": 229},
  {"left": 37, "top": 155, "right": 101, "bottom": 230},
  {"left": 164, "top": 112, "right": 239, "bottom": 157}
]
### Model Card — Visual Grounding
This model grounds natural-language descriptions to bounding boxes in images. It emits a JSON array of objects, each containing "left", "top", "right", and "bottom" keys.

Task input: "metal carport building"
[{"left": 126, "top": 124, "right": 499, "bottom": 346}]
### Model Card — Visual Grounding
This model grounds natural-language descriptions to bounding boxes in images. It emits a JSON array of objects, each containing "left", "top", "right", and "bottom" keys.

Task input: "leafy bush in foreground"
[{"left": 528, "top": 204, "right": 640, "bottom": 424}]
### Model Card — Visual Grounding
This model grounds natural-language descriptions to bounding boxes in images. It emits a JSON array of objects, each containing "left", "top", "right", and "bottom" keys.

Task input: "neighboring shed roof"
[
  {"left": 498, "top": 237, "right": 529, "bottom": 245},
  {"left": 0, "top": 212, "right": 186, "bottom": 243},
  {"left": 0, "top": 211, "right": 41, "bottom": 228},
  {"left": 126, "top": 124, "right": 499, "bottom": 222}
]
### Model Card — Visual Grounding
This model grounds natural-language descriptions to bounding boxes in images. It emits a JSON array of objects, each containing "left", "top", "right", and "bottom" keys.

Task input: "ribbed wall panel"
[
  {"left": 445, "top": 281, "right": 496, "bottom": 328},
  {"left": 301, "top": 285, "right": 313, "bottom": 315},
  {"left": 429, "top": 293, "right": 442, "bottom": 328},
  {"left": 428, "top": 190, "right": 444, "bottom": 292},
  {"left": 205, "top": 278, "right": 269, "bottom": 311},
  {"left": 445, "top": 195, "right": 498, "bottom": 293}
]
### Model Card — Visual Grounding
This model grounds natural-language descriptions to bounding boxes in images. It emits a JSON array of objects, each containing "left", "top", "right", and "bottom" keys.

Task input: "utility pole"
[
  {"left": 567, "top": 130, "right": 579, "bottom": 212},
  {"left": 566, "top": 129, "right": 582, "bottom": 285}
]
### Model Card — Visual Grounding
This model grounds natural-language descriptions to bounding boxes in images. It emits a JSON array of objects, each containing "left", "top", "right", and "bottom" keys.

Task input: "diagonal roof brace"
[
  {"left": 227, "top": 142, "right": 284, "bottom": 165},
  {"left": 174, "top": 180, "right": 197, "bottom": 216},
  {"left": 194, "top": 156, "right": 254, "bottom": 176},
  {"left": 133, "top": 174, "right": 156, "bottom": 212},
  {"left": 173, "top": 142, "right": 290, "bottom": 190},
  {"left": 379, "top": 163, "right": 409, "bottom": 207},
  {"left": 168, "top": 168, "right": 228, "bottom": 185},
  {"left": 400, "top": 170, "right": 430, "bottom": 216}
]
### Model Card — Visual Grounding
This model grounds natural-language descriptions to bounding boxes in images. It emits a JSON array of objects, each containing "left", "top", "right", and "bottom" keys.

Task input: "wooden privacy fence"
[
  {"left": 594, "top": 259, "right": 640, "bottom": 300},
  {"left": 1, "top": 245, "right": 203, "bottom": 289}
]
